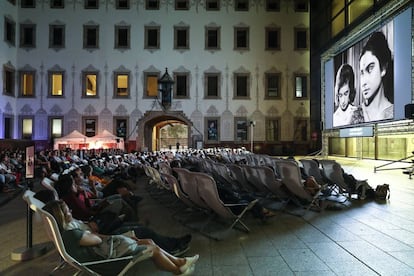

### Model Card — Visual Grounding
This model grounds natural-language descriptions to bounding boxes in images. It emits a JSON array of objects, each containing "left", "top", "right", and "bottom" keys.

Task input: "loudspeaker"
[{"left": 405, "top": 104, "right": 414, "bottom": 119}]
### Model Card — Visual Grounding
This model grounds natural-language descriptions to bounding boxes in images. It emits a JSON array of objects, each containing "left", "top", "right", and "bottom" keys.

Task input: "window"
[
  {"left": 115, "top": 25, "right": 130, "bottom": 49},
  {"left": 22, "top": 118, "right": 33, "bottom": 139},
  {"left": 83, "top": 25, "right": 99, "bottom": 49},
  {"left": 146, "top": 0, "right": 159, "bottom": 9},
  {"left": 175, "top": 0, "right": 189, "bottom": 10},
  {"left": 145, "top": 26, "right": 160, "bottom": 49},
  {"left": 266, "top": 0, "right": 279, "bottom": 11},
  {"left": 294, "top": 27, "right": 308, "bottom": 50},
  {"left": 144, "top": 73, "right": 159, "bottom": 97},
  {"left": 49, "top": 24, "right": 65, "bottom": 48},
  {"left": 204, "top": 73, "right": 220, "bottom": 98},
  {"left": 174, "top": 73, "right": 189, "bottom": 98},
  {"left": 4, "top": 117, "right": 13, "bottom": 139},
  {"left": 19, "top": 71, "right": 35, "bottom": 97},
  {"left": 174, "top": 26, "right": 189, "bottom": 49},
  {"left": 295, "top": 74, "right": 308, "bottom": 98},
  {"left": 234, "top": 0, "right": 248, "bottom": 11},
  {"left": 116, "top": 0, "right": 130, "bottom": 9},
  {"left": 114, "top": 73, "right": 129, "bottom": 97},
  {"left": 84, "top": 0, "right": 99, "bottom": 9},
  {"left": 3, "top": 65, "right": 15, "bottom": 96},
  {"left": 206, "top": 118, "right": 219, "bottom": 142},
  {"left": 50, "top": 117, "right": 63, "bottom": 138},
  {"left": 265, "top": 73, "right": 280, "bottom": 98},
  {"left": 294, "top": 119, "right": 308, "bottom": 141},
  {"left": 206, "top": 0, "right": 219, "bottom": 10},
  {"left": 234, "top": 73, "right": 249, "bottom": 98},
  {"left": 50, "top": 0, "right": 64, "bottom": 8},
  {"left": 235, "top": 118, "right": 248, "bottom": 141},
  {"left": 83, "top": 72, "right": 98, "bottom": 97},
  {"left": 21, "top": 0, "right": 35, "bottom": 8},
  {"left": 205, "top": 27, "right": 220, "bottom": 50},
  {"left": 115, "top": 118, "right": 128, "bottom": 139},
  {"left": 294, "top": 0, "right": 308, "bottom": 12},
  {"left": 234, "top": 27, "right": 249, "bottom": 50},
  {"left": 84, "top": 117, "right": 97, "bottom": 137},
  {"left": 266, "top": 118, "right": 280, "bottom": 141},
  {"left": 4, "top": 17, "right": 16, "bottom": 45},
  {"left": 48, "top": 71, "right": 64, "bottom": 97},
  {"left": 20, "top": 24, "right": 36, "bottom": 48},
  {"left": 265, "top": 27, "right": 280, "bottom": 50}
]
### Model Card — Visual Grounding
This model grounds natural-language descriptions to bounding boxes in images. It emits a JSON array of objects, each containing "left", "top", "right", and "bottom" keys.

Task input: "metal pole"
[{"left": 250, "top": 122, "right": 254, "bottom": 153}]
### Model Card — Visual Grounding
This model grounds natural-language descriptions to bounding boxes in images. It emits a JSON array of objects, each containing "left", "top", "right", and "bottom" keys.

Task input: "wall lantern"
[{"left": 158, "top": 68, "right": 174, "bottom": 110}]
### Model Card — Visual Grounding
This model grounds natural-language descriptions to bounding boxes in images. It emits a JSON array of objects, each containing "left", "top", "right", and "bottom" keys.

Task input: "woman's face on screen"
[
  {"left": 360, "top": 50, "right": 385, "bottom": 103},
  {"left": 338, "top": 83, "right": 350, "bottom": 111}
]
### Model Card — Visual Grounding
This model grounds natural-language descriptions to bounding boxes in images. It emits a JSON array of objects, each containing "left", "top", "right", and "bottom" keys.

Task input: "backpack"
[{"left": 375, "top": 184, "right": 390, "bottom": 200}]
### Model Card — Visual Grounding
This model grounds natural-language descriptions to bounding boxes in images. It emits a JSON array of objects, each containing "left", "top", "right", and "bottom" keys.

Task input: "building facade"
[{"left": 0, "top": 0, "right": 310, "bottom": 154}]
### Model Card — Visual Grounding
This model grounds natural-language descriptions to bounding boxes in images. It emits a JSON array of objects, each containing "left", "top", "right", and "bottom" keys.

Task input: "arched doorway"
[{"left": 136, "top": 111, "right": 193, "bottom": 152}]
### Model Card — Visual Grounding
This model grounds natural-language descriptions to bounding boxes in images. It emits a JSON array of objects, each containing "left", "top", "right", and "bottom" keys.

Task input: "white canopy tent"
[
  {"left": 89, "top": 129, "right": 125, "bottom": 150},
  {"left": 53, "top": 130, "right": 88, "bottom": 150}
]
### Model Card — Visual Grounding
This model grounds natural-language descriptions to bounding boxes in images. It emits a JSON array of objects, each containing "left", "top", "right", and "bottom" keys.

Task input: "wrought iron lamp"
[{"left": 158, "top": 68, "right": 174, "bottom": 110}]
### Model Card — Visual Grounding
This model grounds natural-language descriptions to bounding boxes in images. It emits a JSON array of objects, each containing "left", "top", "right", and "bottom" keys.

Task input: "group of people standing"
[{"left": 333, "top": 30, "right": 394, "bottom": 127}]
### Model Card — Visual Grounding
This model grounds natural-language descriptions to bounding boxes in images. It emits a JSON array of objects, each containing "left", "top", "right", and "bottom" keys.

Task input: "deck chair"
[
  {"left": 241, "top": 165, "right": 273, "bottom": 195},
  {"left": 275, "top": 160, "right": 321, "bottom": 213},
  {"left": 40, "top": 177, "right": 59, "bottom": 200},
  {"left": 318, "top": 159, "right": 350, "bottom": 197},
  {"left": 23, "top": 190, "right": 153, "bottom": 276},
  {"left": 194, "top": 172, "right": 258, "bottom": 236},
  {"left": 158, "top": 162, "right": 173, "bottom": 176},
  {"left": 226, "top": 164, "right": 254, "bottom": 193}
]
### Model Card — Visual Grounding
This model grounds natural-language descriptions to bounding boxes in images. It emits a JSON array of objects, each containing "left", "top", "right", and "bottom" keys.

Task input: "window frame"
[
  {"left": 49, "top": 24, "right": 65, "bottom": 49},
  {"left": 175, "top": 0, "right": 189, "bottom": 10},
  {"left": 115, "top": 25, "right": 130, "bottom": 49},
  {"left": 234, "top": 26, "right": 249, "bottom": 50},
  {"left": 234, "top": 0, "right": 249, "bottom": 11},
  {"left": 265, "top": 0, "right": 280, "bottom": 11},
  {"left": 173, "top": 72, "right": 189, "bottom": 99},
  {"left": 294, "top": 0, "right": 308, "bottom": 12},
  {"left": 84, "top": 0, "right": 99, "bottom": 9},
  {"left": 265, "top": 72, "right": 281, "bottom": 99},
  {"left": 21, "top": 116, "right": 34, "bottom": 140},
  {"left": 265, "top": 118, "right": 280, "bottom": 142},
  {"left": 293, "top": 118, "right": 308, "bottom": 142},
  {"left": 265, "top": 27, "right": 280, "bottom": 51},
  {"left": 294, "top": 27, "right": 308, "bottom": 50},
  {"left": 206, "top": 0, "right": 220, "bottom": 11},
  {"left": 144, "top": 72, "right": 160, "bottom": 98},
  {"left": 205, "top": 26, "right": 220, "bottom": 50},
  {"left": 116, "top": 0, "right": 130, "bottom": 9},
  {"left": 19, "top": 70, "right": 36, "bottom": 97},
  {"left": 19, "top": 23, "right": 36, "bottom": 48},
  {"left": 294, "top": 74, "right": 308, "bottom": 99},
  {"left": 114, "top": 72, "right": 130, "bottom": 98},
  {"left": 233, "top": 73, "right": 250, "bottom": 99},
  {"left": 174, "top": 26, "right": 189, "bottom": 50},
  {"left": 50, "top": 0, "right": 65, "bottom": 8},
  {"left": 48, "top": 70, "right": 65, "bottom": 97},
  {"left": 3, "top": 65, "right": 15, "bottom": 96},
  {"left": 50, "top": 117, "right": 64, "bottom": 138},
  {"left": 4, "top": 17, "right": 16, "bottom": 46},
  {"left": 83, "top": 117, "right": 98, "bottom": 137},
  {"left": 146, "top": 0, "right": 160, "bottom": 10},
  {"left": 145, "top": 26, "right": 160, "bottom": 49},
  {"left": 82, "top": 71, "right": 99, "bottom": 98},
  {"left": 114, "top": 117, "right": 128, "bottom": 139},
  {"left": 21, "top": 0, "right": 35, "bottom": 8},
  {"left": 204, "top": 72, "right": 221, "bottom": 99},
  {"left": 234, "top": 117, "right": 248, "bottom": 142},
  {"left": 205, "top": 117, "right": 220, "bottom": 142},
  {"left": 83, "top": 25, "right": 99, "bottom": 49}
]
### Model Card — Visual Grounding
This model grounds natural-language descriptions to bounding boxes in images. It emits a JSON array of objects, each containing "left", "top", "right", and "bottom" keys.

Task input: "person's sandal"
[{"left": 179, "top": 254, "right": 199, "bottom": 273}]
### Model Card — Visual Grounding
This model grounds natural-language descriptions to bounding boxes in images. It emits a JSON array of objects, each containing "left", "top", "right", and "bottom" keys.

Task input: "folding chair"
[
  {"left": 40, "top": 177, "right": 59, "bottom": 200},
  {"left": 194, "top": 172, "right": 258, "bottom": 238},
  {"left": 23, "top": 190, "right": 152, "bottom": 276},
  {"left": 173, "top": 168, "right": 210, "bottom": 210},
  {"left": 318, "top": 159, "right": 351, "bottom": 198},
  {"left": 275, "top": 160, "right": 322, "bottom": 213}
]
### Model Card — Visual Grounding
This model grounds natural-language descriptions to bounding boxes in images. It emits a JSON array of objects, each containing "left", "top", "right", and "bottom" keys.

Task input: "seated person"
[
  {"left": 35, "top": 189, "right": 192, "bottom": 256},
  {"left": 43, "top": 200, "right": 199, "bottom": 275}
]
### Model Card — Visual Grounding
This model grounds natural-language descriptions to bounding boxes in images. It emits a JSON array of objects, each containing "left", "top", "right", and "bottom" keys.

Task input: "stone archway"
[{"left": 135, "top": 110, "right": 193, "bottom": 152}]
